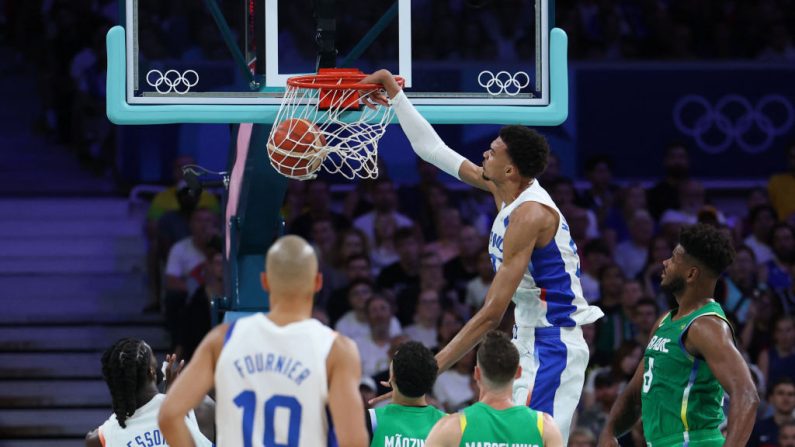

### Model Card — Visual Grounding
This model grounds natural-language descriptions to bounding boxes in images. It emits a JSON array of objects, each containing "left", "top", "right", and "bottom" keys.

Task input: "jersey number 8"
[{"left": 642, "top": 357, "right": 654, "bottom": 393}]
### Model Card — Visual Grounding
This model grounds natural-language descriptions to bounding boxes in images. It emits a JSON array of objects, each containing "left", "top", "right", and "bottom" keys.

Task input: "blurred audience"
[
  {"left": 613, "top": 210, "right": 654, "bottom": 279},
  {"left": 404, "top": 289, "right": 442, "bottom": 349},
  {"left": 647, "top": 143, "right": 690, "bottom": 220},
  {"left": 288, "top": 179, "right": 350, "bottom": 240},
  {"left": 358, "top": 295, "right": 400, "bottom": 378},
  {"left": 757, "top": 316, "right": 795, "bottom": 387},
  {"left": 749, "top": 378, "right": 795, "bottom": 447},
  {"left": 175, "top": 237, "right": 223, "bottom": 362},
  {"left": 768, "top": 145, "right": 795, "bottom": 223},
  {"left": 353, "top": 177, "right": 413, "bottom": 246},
  {"left": 745, "top": 206, "right": 778, "bottom": 265}
]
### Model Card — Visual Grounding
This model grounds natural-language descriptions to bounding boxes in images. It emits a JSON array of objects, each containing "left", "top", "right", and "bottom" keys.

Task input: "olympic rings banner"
[{"left": 574, "top": 64, "right": 794, "bottom": 178}]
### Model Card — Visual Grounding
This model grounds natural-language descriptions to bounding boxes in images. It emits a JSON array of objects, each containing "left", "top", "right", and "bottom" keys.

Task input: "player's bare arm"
[
  {"left": 159, "top": 323, "right": 227, "bottom": 447},
  {"left": 435, "top": 202, "right": 549, "bottom": 372},
  {"left": 542, "top": 412, "right": 564, "bottom": 447},
  {"left": 360, "top": 69, "right": 496, "bottom": 194},
  {"left": 597, "top": 352, "right": 645, "bottom": 447},
  {"left": 327, "top": 334, "right": 369, "bottom": 447},
  {"left": 683, "top": 316, "right": 759, "bottom": 447},
  {"left": 85, "top": 428, "right": 102, "bottom": 447},
  {"left": 599, "top": 314, "right": 666, "bottom": 447},
  {"left": 424, "top": 413, "right": 463, "bottom": 447}
]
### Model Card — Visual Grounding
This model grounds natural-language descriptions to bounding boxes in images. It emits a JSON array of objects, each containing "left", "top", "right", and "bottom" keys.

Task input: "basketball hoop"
[{"left": 268, "top": 69, "right": 404, "bottom": 180}]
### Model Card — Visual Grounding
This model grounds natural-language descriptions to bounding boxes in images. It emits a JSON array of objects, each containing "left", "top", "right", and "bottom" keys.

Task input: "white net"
[{"left": 267, "top": 78, "right": 396, "bottom": 180}]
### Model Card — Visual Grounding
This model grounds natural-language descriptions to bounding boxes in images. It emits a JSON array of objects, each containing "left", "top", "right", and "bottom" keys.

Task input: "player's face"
[
  {"left": 481, "top": 137, "right": 509, "bottom": 181},
  {"left": 660, "top": 245, "right": 688, "bottom": 296}
]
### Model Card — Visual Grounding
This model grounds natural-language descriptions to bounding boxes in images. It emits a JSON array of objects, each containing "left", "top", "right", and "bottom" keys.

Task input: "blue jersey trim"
[
  {"left": 528, "top": 327, "right": 567, "bottom": 414},
  {"left": 224, "top": 320, "right": 238, "bottom": 346},
  {"left": 530, "top": 240, "right": 578, "bottom": 327},
  {"left": 326, "top": 406, "right": 338, "bottom": 447}
]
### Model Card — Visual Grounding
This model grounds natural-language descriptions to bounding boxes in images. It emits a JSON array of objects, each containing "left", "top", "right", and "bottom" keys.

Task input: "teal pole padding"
[
  {"left": 339, "top": 0, "right": 399, "bottom": 68},
  {"left": 106, "top": 26, "right": 568, "bottom": 125},
  {"left": 203, "top": 0, "right": 257, "bottom": 88}
]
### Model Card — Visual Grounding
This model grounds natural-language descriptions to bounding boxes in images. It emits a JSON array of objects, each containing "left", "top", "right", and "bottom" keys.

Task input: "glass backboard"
[{"left": 108, "top": 0, "right": 566, "bottom": 124}]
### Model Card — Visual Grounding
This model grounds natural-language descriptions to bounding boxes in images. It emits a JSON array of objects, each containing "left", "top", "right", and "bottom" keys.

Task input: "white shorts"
[{"left": 512, "top": 325, "right": 590, "bottom": 445}]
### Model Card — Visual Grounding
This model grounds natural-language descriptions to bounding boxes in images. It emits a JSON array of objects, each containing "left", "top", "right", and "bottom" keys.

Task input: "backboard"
[{"left": 108, "top": 0, "right": 567, "bottom": 125}]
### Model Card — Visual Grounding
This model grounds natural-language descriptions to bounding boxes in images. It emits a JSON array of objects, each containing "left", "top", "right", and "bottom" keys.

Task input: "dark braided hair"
[{"left": 100, "top": 338, "right": 153, "bottom": 428}]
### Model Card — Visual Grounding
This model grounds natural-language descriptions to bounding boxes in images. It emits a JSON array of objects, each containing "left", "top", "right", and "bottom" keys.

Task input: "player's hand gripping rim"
[{"left": 359, "top": 70, "right": 395, "bottom": 109}]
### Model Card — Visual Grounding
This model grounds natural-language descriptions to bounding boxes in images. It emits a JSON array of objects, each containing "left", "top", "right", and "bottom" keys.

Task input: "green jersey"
[
  {"left": 640, "top": 301, "right": 730, "bottom": 447},
  {"left": 368, "top": 404, "right": 445, "bottom": 447},
  {"left": 459, "top": 402, "right": 544, "bottom": 447}
]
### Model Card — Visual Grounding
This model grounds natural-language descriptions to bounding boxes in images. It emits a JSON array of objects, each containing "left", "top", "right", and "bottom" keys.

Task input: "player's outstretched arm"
[
  {"left": 435, "top": 202, "right": 543, "bottom": 372},
  {"left": 425, "top": 414, "right": 463, "bottom": 447},
  {"left": 598, "top": 353, "right": 645, "bottom": 447},
  {"left": 327, "top": 334, "right": 369, "bottom": 447},
  {"left": 541, "top": 412, "right": 564, "bottom": 447},
  {"left": 159, "top": 324, "right": 226, "bottom": 447},
  {"left": 684, "top": 316, "right": 759, "bottom": 447},
  {"left": 360, "top": 69, "right": 495, "bottom": 194}
]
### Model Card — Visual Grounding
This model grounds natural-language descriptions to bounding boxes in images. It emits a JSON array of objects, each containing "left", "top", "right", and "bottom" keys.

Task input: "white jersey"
[
  {"left": 488, "top": 180, "right": 603, "bottom": 328},
  {"left": 97, "top": 394, "right": 211, "bottom": 447},
  {"left": 215, "top": 314, "right": 337, "bottom": 447}
]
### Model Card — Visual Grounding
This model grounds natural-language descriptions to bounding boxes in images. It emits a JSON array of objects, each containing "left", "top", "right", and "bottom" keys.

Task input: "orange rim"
[{"left": 287, "top": 74, "right": 405, "bottom": 90}]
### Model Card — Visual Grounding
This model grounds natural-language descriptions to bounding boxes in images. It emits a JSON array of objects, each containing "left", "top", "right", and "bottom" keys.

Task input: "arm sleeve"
[{"left": 389, "top": 91, "right": 467, "bottom": 180}]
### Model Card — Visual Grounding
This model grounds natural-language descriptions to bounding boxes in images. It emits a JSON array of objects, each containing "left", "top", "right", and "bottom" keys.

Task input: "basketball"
[{"left": 267, "top": 118, "right": 328, "bottom": 178}]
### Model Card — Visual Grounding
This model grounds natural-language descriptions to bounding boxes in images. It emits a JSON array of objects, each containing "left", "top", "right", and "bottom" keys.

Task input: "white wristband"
[{"left": 390, "top": 91, "right": 466, "bottom": 180}]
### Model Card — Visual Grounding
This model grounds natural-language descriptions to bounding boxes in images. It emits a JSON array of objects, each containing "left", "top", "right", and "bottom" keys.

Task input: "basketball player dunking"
[
  {"left": 361, "top": 69, "right": 604, "bottom": 443},
  {"left": 159, "top": 235, "right": 368, "bottom": 447}
]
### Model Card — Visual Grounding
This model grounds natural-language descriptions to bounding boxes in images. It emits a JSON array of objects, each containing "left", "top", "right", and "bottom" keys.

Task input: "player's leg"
[
  {"left": 511, "top": 327, "right": 538, "bottom": 407},
  {"left": 511, "top": 326, "right": 586, "bottom": 445},
  {"left": 553, "top": 326, "right": 590, "bottom": 443}
]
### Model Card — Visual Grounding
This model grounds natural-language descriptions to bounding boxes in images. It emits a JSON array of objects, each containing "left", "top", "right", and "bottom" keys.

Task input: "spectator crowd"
[
  {"left": 3, "top": 1, "right": 795, "bottom": 445},
  {"left": 147, "top": 142, "right": 795, "bottom": 446}
]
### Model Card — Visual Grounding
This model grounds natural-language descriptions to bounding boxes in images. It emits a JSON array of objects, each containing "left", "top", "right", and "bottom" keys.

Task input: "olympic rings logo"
[
  {"left": 478, "top": 71, "right": 530, "bottom": 96},
  {"left": 146, "top": 69, "right": 199, "bottom": 95},
  {"left": 673, "top": 94, "right": 794, "bottom": 154}
]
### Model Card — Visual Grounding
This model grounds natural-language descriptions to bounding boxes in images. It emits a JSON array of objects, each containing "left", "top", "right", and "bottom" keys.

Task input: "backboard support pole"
[{"left": 314, "top": 0, "right": 337, "bottom": 70}]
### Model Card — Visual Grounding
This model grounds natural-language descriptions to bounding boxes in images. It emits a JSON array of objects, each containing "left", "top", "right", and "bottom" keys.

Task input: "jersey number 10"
[{"left": 234, "top": 391, "right": 302, "bottom": 447}]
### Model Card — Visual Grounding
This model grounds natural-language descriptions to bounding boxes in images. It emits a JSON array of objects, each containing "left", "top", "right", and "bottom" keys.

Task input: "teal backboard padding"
[
  {"left": 225, "top": 124, "right": 289, "bottom": 313},
  {"left": 106, "top": 25, "right": 569, "bottom": 126}
]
